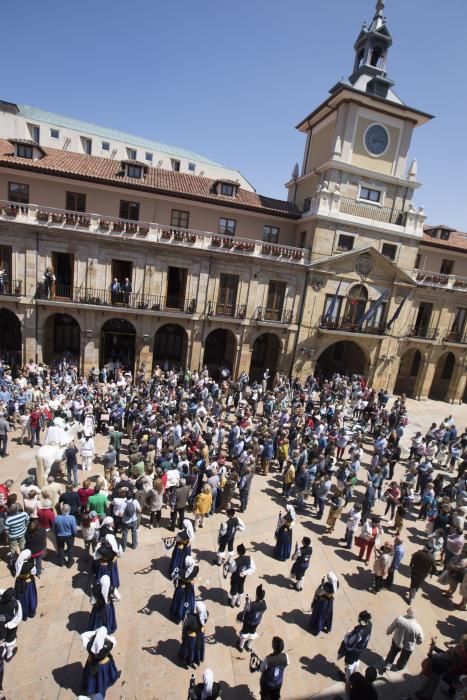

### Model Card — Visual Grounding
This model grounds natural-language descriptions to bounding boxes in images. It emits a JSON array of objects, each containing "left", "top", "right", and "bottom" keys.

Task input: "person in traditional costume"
[
  {"left": 92, "top": 519, "right": 122, "bottom": 596},
  {"left": 309, "top": 572, "right": 338, "bottom": 636},
  {"left": 169, "top": 518, "right": 194, "bottom": 579},
  {"left": 228, "top": 543, "right": 255, "bottom": 608},
  {"left": 237, "top": 584, "right": 267, "bottom": 652},
  {"left": 216, "top": 508, "right": 245, "bottom": 566},
  {"left": 13, "top": 550, "right": 37, "bottom": 621},
  {"left": 259, "top": 636, "right": 289, "bottom": 700},
  {"left": 88, "top": 574, "right": 117, "bottom": 634},
  {"left": 273, "top": 505, "right": 295, "bottom": 561},
  {"left": 80, "top": 626, "right": 119, "bottom": 698},
  {"left": 337, "top": 610, "right": 372, "bottom": 680},
  {"left": 179, "top": 601, "right": 208, "bottom": 668},
  {"left": 290, "top": 536, "right": 313, "bottom": 590},
  {"left": 188, "top": 668, "right": 221, "bottom": 699},
  {"left": 0, "top": 588, "right": 22, "bottom": 661},
  {"left": 170, "top": 555, "right": 199, "bottom": 624}
]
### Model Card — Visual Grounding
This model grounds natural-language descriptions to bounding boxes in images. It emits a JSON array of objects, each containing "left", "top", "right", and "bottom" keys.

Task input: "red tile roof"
[
  {"left": 0, "top": 139, "right": 300, "bottom": 219},
  {"left": 422, "top": 228, "right": 467, "bottom": 252}
]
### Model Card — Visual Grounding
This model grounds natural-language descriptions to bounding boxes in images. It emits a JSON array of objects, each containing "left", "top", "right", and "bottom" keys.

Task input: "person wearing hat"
[
  {"left": 80, "top": 626, "right": 119, "bottom": 697},
  {"left": 228, "top": 543, "right": 255, "bottom": 608},
  {"left": 237, "top": 584, "right": 267, "bottom": 652},
  {"left": 337, "top": 610, "right": 373, "bottom": 680},
  {"left": 0, "top": 587, "right": 22, "bottom": 660},
  {"left": 309, "top": 573, "right": 338, "bottom": 636},
  {"left": 13, "top": 549, "right": 38, "bottom": 621},
  {"left": 259, "top": 636, "right": 289, "bottom": 700},
  {"left": 273, "top": 505, "right": 295, "bottom": 561},
  {"left": 216, "top": 509, "right": 245, "bottom": 566},
  {"left": 290, "top": 536, "right": 313, "bottom": 591}
]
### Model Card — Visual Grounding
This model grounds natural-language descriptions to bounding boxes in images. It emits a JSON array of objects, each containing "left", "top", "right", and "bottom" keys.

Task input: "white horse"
[{"left": 35, "top": 418, "right": 82, "bottom": 487}]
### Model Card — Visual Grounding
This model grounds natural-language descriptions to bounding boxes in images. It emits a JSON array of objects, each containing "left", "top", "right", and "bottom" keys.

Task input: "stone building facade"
[{"left": 0, "top": 0, "right": 466, "bottom": 403}]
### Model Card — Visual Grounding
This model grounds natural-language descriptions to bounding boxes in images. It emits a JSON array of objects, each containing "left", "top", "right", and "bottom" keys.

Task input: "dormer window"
[
  {"left": 10, "top": 139, "right": 45, "bottom": 161},
  {"left": 17, "top": 143, "right": 33, "bottom": 159},
  {"left": 213, "top": 179, "right": 239, "bottom": 197},
  {"left": 439, "top": 228, "right": 451, "bottom": 241},
  {"left": 121, "top": 160, "right": 148, "bottom": 179}
]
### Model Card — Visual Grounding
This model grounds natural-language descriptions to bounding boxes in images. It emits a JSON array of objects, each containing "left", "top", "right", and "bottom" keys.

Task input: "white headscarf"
[
  {"left": 325, "top": 571, "right": 339, "bottom": 594},
  {"left": 183, "top": 518, "right": 194, "bottom": 541},
  {"left": 91, "top": 626, "right": 108, "bottom": 654},
  {"left": 100, "top": 574, "right": 111, "bottom": 604},
  {"left": 286, "top": 504, "right": 296, "bottom": 521},
  {"left": 15, "top": 549, "right": 32, "bottom": 577},
  {"left": 201, "top": 669, "right": 214, "bottom": 700},
  {"left": 100, "top": 516, "right": 114, "bottom": 529},
  {"left": 184, "top": 555, "right": 195, "bottom": 578},
  {"left": 195, "top": 601, "right": 208, "bottom": 625}
]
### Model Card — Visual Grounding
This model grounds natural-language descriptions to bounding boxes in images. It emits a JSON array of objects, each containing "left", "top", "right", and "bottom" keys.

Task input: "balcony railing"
[
  {"left": 35, "top": 284, "right": 197, "bottom": 314},
  {"left": 0, "top": 279, "right": 22, "bottom": 296},
  {"left": 406, "top": 325, "right": 438, "bottom": 340},
  {"left": 320, "top": 318, "right": 387, "bottom": 335},
  {"left": 0, "top": 200, "right": 308, "bottom": 265},
  {"left": 256, "top": 307, "right": 293, "bottom": 324},
  {"left": 415, "top": 270, "right": 467, "bottom": 291},
  {"left": 207, "top": 301, "right": 246, "bottom": 319},
  {"left": 444, "top": 331, "right": 467, "bottom": 344},
  {"left": 339, "top": 197, "right": 407, "bottom": 226}
]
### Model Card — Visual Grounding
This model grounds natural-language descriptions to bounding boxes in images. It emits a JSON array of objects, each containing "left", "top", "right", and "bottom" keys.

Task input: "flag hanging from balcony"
[
  {"left": 357, "top": 289, "right": 390, "bottom": 327},
  {"left": 324, "top": 281, "right": 342, "bottom": 322},
  {"left": 386, "top": 295, "right": 407, "bottom": 329}
]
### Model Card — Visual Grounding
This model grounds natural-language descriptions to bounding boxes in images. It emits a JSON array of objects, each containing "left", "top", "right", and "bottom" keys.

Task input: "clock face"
[{"left": 364, "top": 124, "right": 389, "bottom": 156}]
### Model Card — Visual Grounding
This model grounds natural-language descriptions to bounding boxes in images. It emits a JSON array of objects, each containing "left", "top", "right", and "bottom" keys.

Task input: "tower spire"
[{"left": 348, "top": 0, "right": 394, "bottom": 99}]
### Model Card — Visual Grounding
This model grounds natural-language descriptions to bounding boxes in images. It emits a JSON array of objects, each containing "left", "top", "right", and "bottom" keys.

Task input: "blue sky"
[{"left": 2, "top": 0, "right": 466, "bottom": 228}]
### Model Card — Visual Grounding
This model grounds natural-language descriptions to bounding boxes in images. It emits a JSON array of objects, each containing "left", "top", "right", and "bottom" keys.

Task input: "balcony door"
[
  {"left": 343, "top": 285, "right": 368, "bottom": 328},
  {"left": 414, "top": 302, "right": 433, "bottom": 336},
  {"left": 217, "top": 274, "right": 238, "bottom": 316},
  {"left": 52, "top": 252, "right": 73, "bottom": 299},
  {"left": 265, "top": 281, "right": 286, "bottom": 321},
  {"left": 166, "top": 267, "right": 187, "bottom": 310},
  {"left": 0, "top": 246, "right": 12, "bottom": 293}
]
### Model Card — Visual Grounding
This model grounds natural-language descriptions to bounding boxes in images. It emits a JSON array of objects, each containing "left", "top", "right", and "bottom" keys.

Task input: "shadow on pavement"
[{"left": 52, "top": 661, "right": 83, "bottom": 694}]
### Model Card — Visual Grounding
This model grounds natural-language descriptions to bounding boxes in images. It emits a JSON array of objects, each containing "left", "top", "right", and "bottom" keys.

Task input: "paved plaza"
[{"left": 0, "top": 398, "right": 465, "bottom": 700}]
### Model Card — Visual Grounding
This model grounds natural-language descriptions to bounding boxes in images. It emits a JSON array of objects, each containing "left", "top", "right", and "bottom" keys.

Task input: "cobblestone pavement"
[{"left": 0, "top": 399, "right": 465, "bottom": 700}]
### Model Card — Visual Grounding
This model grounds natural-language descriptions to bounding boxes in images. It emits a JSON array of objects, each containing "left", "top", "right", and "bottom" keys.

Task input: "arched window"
[
  {"left": 343, "top": 285, "right": 368, "bottom": 327},
  {"left": 370, "top": 46, "right": 384, "bottom": 67}
]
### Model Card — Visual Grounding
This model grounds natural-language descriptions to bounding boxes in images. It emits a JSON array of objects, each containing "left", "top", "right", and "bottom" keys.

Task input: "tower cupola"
[{"left": 349, "top": 0, "right": 395, "bottom": 99}]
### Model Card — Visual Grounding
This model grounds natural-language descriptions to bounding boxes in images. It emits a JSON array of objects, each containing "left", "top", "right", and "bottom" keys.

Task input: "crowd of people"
[{"left": 0, "top": 355, "right": 465, "bottom": 699}]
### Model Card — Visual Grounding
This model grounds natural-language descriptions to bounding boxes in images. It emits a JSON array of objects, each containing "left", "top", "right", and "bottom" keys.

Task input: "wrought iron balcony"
[
  {"left": 256, "top": 307, "right": 293, "bottom": 324},
  {"left": 406, "top": 325, "right": 438, "bottom": 340},
  {"left": 444, "top": 331, "right": 467, "bottom": 344},
  {"left": 0, "top": 279, "right": 22, "bottom": 296},
  {"left": 207, "top": 301, "right": 246, "bottom": 319},
  {"left": 320, "top": 318, "right": 387, "bottom": 335},
  {"left": 35, "top": 284, "right": 196, "bottom": 314},
  {"left": 0, "top": 199, "right": 308, "bottom": 265},
  {"left": 339, "top": 197, "right": 407, "bottom": 226}
]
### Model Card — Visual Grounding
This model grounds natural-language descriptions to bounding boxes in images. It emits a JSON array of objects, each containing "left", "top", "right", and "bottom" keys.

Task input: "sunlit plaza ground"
[{"left": 0, "top": 397, "right": 465, "bottom": 700}]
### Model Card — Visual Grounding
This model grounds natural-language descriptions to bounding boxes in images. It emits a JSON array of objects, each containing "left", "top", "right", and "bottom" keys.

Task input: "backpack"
[{"left": 124, "top": 500, "right": 136, "bottom": 519}]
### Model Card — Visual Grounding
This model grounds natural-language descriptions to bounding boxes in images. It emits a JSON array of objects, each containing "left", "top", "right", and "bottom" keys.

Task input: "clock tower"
[{"left": 287, "top": 0, "right": 434, "bottom": 266}]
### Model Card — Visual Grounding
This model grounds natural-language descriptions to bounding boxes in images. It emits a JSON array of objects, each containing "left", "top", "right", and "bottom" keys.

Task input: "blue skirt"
[
  {"left": 82, "top": 656, "right": 119, "bottom": 696},
  {"left": 170, "top": 583, "right": 195, "bottom": 624},
  {"left": 179, "top": 632, "right": 205, "bottom": 666},
  {"left": 93, "top": 560, "right": 120, "bottom": 589},
  {"left": 273, "top": 528, "right": 292, "bottom": 561},
  {"left": 15, "top": 579, "right": 37, "bottom": 621},
  {"left": 169, "top": 544, "right": 191, "bottom": 578},
  {"left": 309, "top": 596, "right": 334, "bottom": 636},
  {"left": 88, "top": 602, "right": 117, "bottom": 634}
]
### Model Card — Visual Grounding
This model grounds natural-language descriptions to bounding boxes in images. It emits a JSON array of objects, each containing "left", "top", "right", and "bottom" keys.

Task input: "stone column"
[
  {"left": 135, "top": 337, "right": 151, "bottom": 373},
  {"left": 80, "top": 333, "right": 99, "bottom": 375},
  {"left": 414, "top": 356, "right": 436, "bottom": 400},
  {"left": 445, "top": 362, "right": 467, "bottom": 404}
]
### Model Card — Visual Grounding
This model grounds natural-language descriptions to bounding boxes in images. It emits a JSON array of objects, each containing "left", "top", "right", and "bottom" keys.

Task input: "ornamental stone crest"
[{"left": 356, "top": 253, "right": 373, "bottom": 279}]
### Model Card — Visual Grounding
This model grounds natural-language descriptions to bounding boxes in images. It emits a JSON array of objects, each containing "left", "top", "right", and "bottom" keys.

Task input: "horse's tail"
[{"left": 35, "top": 452, "right": 46, "bottom": 488}]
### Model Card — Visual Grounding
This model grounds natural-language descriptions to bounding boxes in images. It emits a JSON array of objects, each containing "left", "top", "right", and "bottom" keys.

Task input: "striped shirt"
[{"left": 5, "top": 511, "right": 29, "bottom": 539}]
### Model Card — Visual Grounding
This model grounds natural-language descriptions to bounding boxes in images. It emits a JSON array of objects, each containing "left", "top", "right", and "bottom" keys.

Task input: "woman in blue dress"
[
  {"left": 309, "top": 572, "right": 339, "bottom": 636},
  {"left": 81, "top": 626, "right": 119, "bottom": 697},
  {"left": 93, "top": 525, "right": 122, "bottom": 595},
  {"left": 273, "top": 505, "right": 295, "bottom": 561},
  {"left": 169, "top": 519, "right": 194, "bottom": 579},
  {"left": 13, "top": 549, "right": 37, "bottom": 621},
  {"left": 170, "top": 556, "right": 199, "bottom": 624},
  {"left": 178, "top": 601, "right": 207, "bottom": 668},
  {"left": 88, "top": 574, "right": 117, "bottom": 634}
]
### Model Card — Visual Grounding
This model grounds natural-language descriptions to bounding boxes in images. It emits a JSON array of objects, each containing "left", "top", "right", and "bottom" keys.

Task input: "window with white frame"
[
  {"left": 145, "top": 152, "right": 153, "bottom": 162},
  {"left": 28, "top": 124, "right": 40, "bottom": 143},
  {"left": 127, "top": 148, "right": 137, "bottom": 161},
  {"left": 102, "top": 141, "right": 110, "bottom": 151},
  {"left": 50, "top": 128, "right": 60, "bottom": 139},
  {"left": 358, "top": 185, "right": 382, "bottom": 204},
  {"left": 188, "top": 162, "right": 196, "bottom": 172},
  {"left": 82, "top": 138, "right": 92, "bottom": 155}
]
